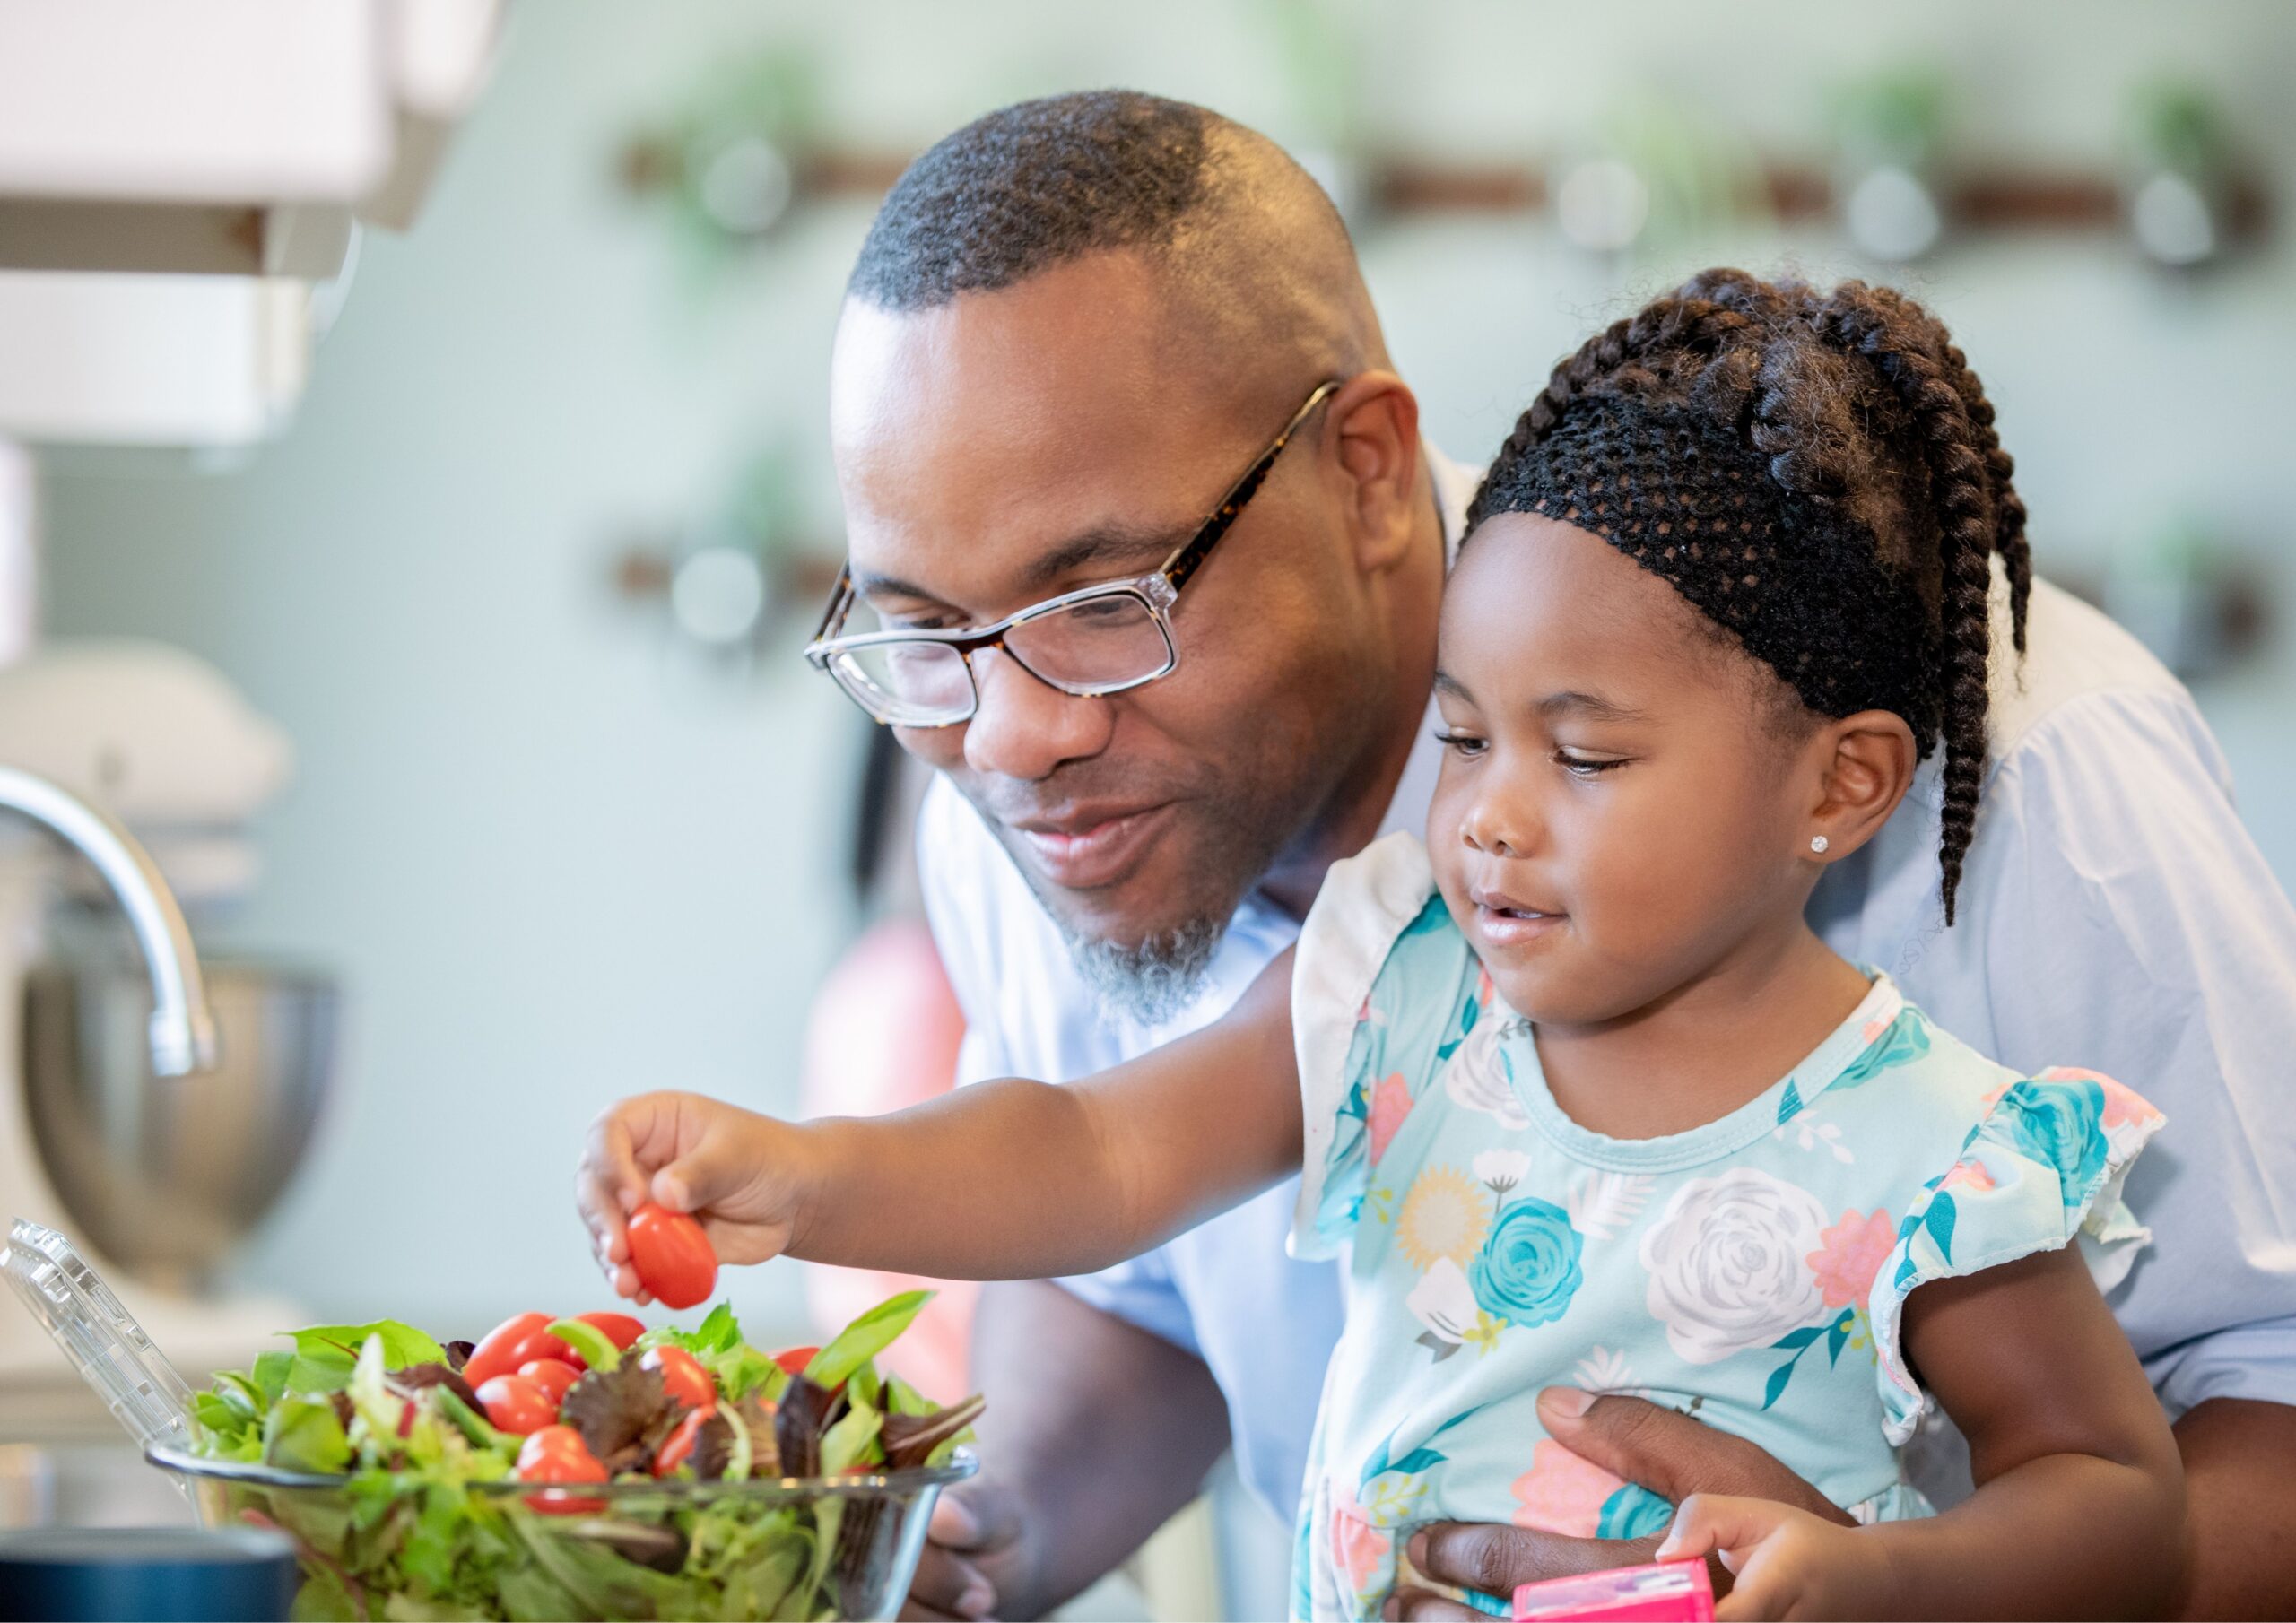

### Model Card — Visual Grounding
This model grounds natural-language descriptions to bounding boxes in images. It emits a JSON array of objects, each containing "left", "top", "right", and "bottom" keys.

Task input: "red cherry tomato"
[
  {"left": 639, "top": 1345, "right": 716, "bottom": 1412},
  {"left": 475, "top": 1374, "right": 555, "bottom": 1436},
  {"left": 626, "top": 1205, "right": 717, "bottom": 1310},
  {"left": 517, "top": 1358, "right": 580, "bottom": 1406},
  {"left": 517, "top": 1425, "right": 607, "bottom": 1514},
  {"left": 561, "top": 1310, "right": 646, "bottom": 1372},
  {"left": 653, "top": 1407, "right": 709, "bottom": 1477},
  {"left": 771, "top": 1346, "right": 818, "bottom": 1378},
  {"left": 463, "top": 1312, "right": 552, "bottom": 1388},
  {"left": 505, "top": 1328, "right": 570, "bottom": 1369}
]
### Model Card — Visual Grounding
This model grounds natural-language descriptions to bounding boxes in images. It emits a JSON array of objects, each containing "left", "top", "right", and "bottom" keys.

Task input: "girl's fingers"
[
  {"left": 1713, "top": 1569, "right": 1787, "bottom": 1623},
  {"left": 1655, "top": 1494, "right": 1781, "bottom": 1568}
]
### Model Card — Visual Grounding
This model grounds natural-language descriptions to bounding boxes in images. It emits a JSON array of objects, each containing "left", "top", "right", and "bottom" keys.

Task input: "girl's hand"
[
  {"left": 1657, "top": 1494, "right": 1893, "bottom": 1621},
  {"left": 576, "top": 1090, "right": 809, "bottom": 1300}
]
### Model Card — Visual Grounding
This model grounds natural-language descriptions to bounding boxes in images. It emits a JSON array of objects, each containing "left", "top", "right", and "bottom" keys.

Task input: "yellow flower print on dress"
[{"left": 1396, "top": 1167, "right": 1493, "bottom": 1271}]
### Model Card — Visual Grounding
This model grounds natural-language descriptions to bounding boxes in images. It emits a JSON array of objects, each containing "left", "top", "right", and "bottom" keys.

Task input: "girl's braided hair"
[{"left": 1468, "top": 269, "right": 2031, "bottom": 924}]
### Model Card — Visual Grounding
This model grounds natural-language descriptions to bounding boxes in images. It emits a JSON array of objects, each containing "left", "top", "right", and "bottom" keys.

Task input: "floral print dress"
[{"left": 1287, "top": 833, "right": 2162, "bottom": 1621}]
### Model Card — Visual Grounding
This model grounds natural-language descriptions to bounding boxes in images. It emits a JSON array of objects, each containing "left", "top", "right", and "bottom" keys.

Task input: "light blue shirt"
[{"left": 915, "top": 445, "right": 2296, "bottom": 1521}]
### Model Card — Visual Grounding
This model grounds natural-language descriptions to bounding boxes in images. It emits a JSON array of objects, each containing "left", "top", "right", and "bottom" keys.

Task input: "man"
[{"left": 816, "top": 91, "right": 2296, "bottom": 1619}]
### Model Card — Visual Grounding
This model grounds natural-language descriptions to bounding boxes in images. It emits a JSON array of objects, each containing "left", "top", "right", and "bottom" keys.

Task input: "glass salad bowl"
[{"left": 147, "top": 1442, "right": 976, "bottom": 1622}]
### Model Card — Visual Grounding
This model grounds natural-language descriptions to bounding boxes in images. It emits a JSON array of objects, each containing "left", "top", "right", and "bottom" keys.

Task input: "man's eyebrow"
[
  {"left": 1538, "top": 690, "right": 1650, "bottom": 724},
  {"left": 1017, "top": 525, "right": 1186, "bottom": 592},
  {"left": 853, "top": 524, "right": 1184, "bottom": 610},
  {"left": 849, "top": 567, "right": 949, "bottom": 606}
]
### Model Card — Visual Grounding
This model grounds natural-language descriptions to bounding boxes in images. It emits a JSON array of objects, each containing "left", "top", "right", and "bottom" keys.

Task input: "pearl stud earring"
[{"left": 1809, "top": 835, "right": 1830, "bottom": 855}]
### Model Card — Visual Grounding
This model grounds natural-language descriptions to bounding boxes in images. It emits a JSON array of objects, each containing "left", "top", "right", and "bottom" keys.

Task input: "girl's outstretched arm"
[
  {"left": 578, "top": 948, "right": 1301, "bottom": 1292},
  {"left": 1662, "top": 1242, "right": 2186, "bottom": 1620}
]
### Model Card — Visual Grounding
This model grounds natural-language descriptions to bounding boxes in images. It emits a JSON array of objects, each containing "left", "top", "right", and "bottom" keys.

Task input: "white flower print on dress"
[
  {"left": 1772, "top": 1115, "right": 1856, "bottom": 1164},
  {"left": 1639, "top": 1167, "right": 1831, "bottom": 1364},
  {"left": 1405, "top": 1257, "right": 1479, "bottom": 1347},
  {"left": 1566, "top": 1169, "right": 1654, "bottom": 1242},
  {"left": 1474, "top": 1149, "right": 1531, "bottom": 1193},
  {"left": 1572, "top": 1344, "right": 1639, "bottom": 1394},
  {"left": 1444, "top": 1018, "right": 1531, "bottom": 1131}
]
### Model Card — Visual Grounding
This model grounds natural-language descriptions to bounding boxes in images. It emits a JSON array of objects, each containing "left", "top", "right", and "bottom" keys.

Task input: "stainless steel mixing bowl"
[{"left": 22, "top": 959, "right": 338, "bottom": 1289}]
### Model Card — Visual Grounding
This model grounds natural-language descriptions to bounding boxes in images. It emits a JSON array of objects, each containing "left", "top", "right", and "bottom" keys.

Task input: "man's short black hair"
[{"left": 848, "top": 90, "right": 1224, "bottom": 311}]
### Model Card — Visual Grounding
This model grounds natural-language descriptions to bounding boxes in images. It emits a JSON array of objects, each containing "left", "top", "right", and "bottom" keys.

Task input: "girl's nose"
[{"left": 1459, "top": 794, "right": 1533, "bottom": 859}]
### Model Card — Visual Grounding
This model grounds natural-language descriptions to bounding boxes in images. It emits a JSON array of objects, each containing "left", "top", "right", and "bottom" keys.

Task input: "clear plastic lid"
[{"left": 2, "top": 1217, "right": 195, "bottom": 1455}]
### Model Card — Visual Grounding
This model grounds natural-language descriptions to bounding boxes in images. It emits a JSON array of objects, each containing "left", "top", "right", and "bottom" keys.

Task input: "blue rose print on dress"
[
  {"left": 1989, "top": 1079, "right": 2109, "bottom": 1205},
  {"left": 1596, "top": 1482, "right": 1674, "bottom": 1540},
  {"left": 1831, "top": 1011, "right": 1932, "bottom": 1090},
  {"left": 1467, "top": 1197, "right": 1584, "bottom": 1328}
]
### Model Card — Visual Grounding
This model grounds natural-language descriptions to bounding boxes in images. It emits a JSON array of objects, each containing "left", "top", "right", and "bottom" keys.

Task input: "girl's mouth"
[{"left": 1472, "top": 895, "right": 1568, "bottom": 950}]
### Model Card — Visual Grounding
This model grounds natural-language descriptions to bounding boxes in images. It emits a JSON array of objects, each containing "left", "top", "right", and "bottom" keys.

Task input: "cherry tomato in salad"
[
  {"left": 626, "top": 1204, "right": 717, "bottom": 1310},
  {"left": 639, "top": 1345, "right": 716, "bottom": 1412},
  {"left": 517, "top": 1425, "right": 607, "bottom": 1514},
  {"left": 517, "top": 1358, "right": 580, "bottom": 1406},
  {"left": 561, "top": 1310, "right": 645, "bottom": 1371},
  {"left": 653, "top": 1407, "right": 709, "bottom": 1477},
  {"left": 504, "top": 1328, "right": 570, "bottom": 1369},
  {"left": 771, "top": 1346, "right": 818, "bottom": 1378},
  {"left": 474, "top": 1374, "right": 555, "bottom": 1436},
  {"left": 463, "top": 1312, "right": 552, "bottom": 1388}
]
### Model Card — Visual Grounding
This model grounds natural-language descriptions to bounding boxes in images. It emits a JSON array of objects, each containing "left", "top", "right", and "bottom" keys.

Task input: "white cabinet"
[{"left": 0, "top": 0, "right": 497, "bottom": 447}]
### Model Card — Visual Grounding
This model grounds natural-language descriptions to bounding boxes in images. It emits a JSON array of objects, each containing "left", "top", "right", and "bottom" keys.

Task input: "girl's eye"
[
  {"left": 1556, "top": 751, "right": 1627, "bottom": 778},
  {"left": 1433, "top": 730, "right": 1486, "bottom": 759}
]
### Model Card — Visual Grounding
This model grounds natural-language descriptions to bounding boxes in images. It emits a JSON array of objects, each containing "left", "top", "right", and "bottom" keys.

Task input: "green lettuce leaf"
[
  {"left": 284, "top": 1320, "right": 448, "bottom": 1393},
  {"left": 820, "top": 1393, "right": 883, "bottom": 1475},
  {"left": 544, "top": 1317, "right": 622, "bottom": 1373},
  {"left": 804, "top": 1289, "right": 933, "bottom": 1390},
  {"left": 263, "top": 1393, "right": 352, "bottom": 1474}
]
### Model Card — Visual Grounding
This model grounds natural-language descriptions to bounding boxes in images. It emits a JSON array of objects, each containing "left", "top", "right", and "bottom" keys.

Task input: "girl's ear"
[
  {"left": 1805, "top": 710, "right": 1919, "bottom": 864},
  {"left": 1327, "top": 371, "right": 1422, "bottom": 577}
]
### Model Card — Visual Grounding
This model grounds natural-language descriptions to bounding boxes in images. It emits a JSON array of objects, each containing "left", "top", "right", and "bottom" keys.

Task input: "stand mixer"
[{"left": 0, "top": 638, "right": 336, "bottom": 1389}]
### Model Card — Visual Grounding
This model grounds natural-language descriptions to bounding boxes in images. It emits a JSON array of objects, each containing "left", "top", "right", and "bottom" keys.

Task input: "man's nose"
[{"left": 960, "top": 646, "right": 1118, "bottom": 782}]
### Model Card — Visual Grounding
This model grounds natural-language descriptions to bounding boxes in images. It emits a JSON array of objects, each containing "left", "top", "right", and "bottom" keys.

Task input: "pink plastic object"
[{"left": 1512, "top": 1558, "right": 1716, "bottom": 1621}]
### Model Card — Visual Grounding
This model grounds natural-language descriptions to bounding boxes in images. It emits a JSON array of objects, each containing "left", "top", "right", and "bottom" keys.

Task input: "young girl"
[{"left": 578, "top": 271, "right": 2184, "bottom": 1620}]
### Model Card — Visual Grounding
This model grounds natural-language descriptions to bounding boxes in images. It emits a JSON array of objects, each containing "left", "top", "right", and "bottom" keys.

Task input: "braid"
[
  {"left": 1814, "top": 283, "right": 2005, "bottom": 924},
  {"left": 1466, "top": 290, "right": 1763, "bottom": 532},
  {"left": 1473, "top": 269, "right": 2033, "bottom": 926}
]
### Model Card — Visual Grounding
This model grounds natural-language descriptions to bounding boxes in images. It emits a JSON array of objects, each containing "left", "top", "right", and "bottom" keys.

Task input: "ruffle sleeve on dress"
[
  {"left": 1866, "top": 1066, "right": 2165, "bottom": 1445},
  {"left": 1289, "top": 831, "right": 1457, "bottom": 1260}
]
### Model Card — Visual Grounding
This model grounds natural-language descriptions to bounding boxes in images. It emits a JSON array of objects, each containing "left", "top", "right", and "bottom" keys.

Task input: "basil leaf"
[{"left": 804, "top": 1289, "right": 933, "bottom": 1390}]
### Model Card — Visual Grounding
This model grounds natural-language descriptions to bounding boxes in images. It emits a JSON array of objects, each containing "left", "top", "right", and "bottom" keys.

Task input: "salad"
[{"left": 182, "top": 1289, "right": 981, "bottom": 1622}]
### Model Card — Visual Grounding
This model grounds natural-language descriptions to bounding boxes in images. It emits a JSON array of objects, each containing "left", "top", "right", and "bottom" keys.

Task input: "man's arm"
[
  {"left": 908, "top": 1280, "right": 1233, "bottom": 1621},
  {"left": 2169, "top": 1399, "right": 2296, "bottom": 1619}
]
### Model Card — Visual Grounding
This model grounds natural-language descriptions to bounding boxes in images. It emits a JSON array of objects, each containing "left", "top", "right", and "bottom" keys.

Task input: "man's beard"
[{"left": 1063, "top": 913, "right": 1229, "bottom": 1028}]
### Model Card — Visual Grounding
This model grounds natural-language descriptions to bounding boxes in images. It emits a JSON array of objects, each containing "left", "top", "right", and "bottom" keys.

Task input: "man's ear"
[
  {"left": 1805, "top": 710, "right": 1919, "bottom": 864},
  {"left": 1327, "top": 371, "right": 1422, "bottom": 577}
]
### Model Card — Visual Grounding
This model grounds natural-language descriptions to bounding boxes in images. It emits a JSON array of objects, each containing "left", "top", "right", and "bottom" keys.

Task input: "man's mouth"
[
  {"left": 1006, "top": 803, "right": 1178, "bottom": 890},
  {"left": 1470, "top": 882, "right": 1567, "bottom": 949}
]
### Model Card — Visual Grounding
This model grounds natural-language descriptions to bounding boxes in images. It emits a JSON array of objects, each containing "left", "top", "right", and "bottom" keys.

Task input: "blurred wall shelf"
[{"left": 619, "top": 142, "right": 2270, "bottom": 264}]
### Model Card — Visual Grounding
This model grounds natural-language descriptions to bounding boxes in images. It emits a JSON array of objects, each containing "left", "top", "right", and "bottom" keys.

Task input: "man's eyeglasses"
[{"left": 804, "top": 378, "right": 1342, "bottom": 728}]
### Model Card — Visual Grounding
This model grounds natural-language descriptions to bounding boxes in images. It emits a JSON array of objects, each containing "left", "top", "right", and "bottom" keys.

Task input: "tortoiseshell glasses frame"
[{"left": 804, "top": 378, "right": 1342, "bottom": 728}]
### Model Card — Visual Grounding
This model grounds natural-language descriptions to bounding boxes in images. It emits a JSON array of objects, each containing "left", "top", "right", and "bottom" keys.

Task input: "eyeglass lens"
[{"left": 832, "top": 589, "right": 1175, "bottom": 725}]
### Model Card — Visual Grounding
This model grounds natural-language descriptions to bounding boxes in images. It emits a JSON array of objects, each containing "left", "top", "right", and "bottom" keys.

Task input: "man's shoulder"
[{"left": 1990, "top": 576, "right": 2198, "bottom": 765}]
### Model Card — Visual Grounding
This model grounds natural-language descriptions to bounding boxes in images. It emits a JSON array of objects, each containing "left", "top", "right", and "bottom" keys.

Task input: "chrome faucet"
[{"left": 0, "top": 764, "right": 217, "bottom": 1074}]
